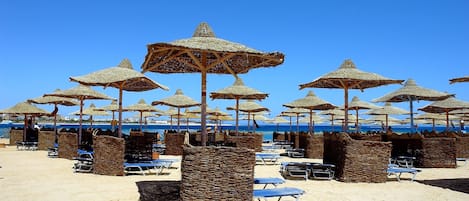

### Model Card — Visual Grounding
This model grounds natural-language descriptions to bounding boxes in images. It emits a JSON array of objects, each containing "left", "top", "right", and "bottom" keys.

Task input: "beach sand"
[{"left": 1, "top": 138, "right": 468, "bottom": 201}]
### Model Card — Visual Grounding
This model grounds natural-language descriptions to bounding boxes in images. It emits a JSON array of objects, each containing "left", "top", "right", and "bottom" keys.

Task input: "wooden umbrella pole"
[
  {"left": 409, "top": 96, "right": 415, "bottom": 133},
  {"left": 309, "top": 110, "right": 313, "bottom": 134},
  {"left": 344, "top": 87, "right": 349, "bottom": 132},
  {"left": 385, "top": 114, "right": 389, "bottom": 133},
  {"left": 289, "top": 116, "right": 292, "bottom": 132},
  {"left": 79, "top": 99, "right": 84, "bottom": 145},
  {"left": 296, "top": 113, "right": 299, "bottom": 134},
  {"left": 201, "top": 70, "right": 207, "bottom": 146},
  {"left": 111, "top": 111, "right": 115, "bottom": 131},
  {"left": 432, "top": 119, "right": 435, "bottom": 131},
  {"left": 247, "top": 112, "right": 251, "bottom": 131},
  {"left": 355, "top": 109, "right": 359, "bottom": 134},
  {"left": 23, "top": 114, "right": 27, "bottom": 142},
  {"left": 331, "top": 115, "right": 334, "bottom": 132},
  {"left": 118, "top": 85, "right": 124, "bottom": 138},
  {"left": 53, "top": 103, "right": 58, "bottom": 138},
  {"left": 139, "top": 112, "right": 143, "bottom": 131},
  {"left": 235, "top": 98, "right": 239, "bottom": 136},
  {"left": 446, "top": 111, "right": 449, "bottom": 131},
  {"left": 177, "top": 108, "right": 181, "bottom": 132}
]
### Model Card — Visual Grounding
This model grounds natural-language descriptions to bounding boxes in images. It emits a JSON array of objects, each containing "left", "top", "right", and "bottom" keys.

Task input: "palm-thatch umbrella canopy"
[
  {"left": 152, "top": 89, "right": 201, "bottom": 132},
  {"left": 319, "top": 108, "right": 345, "bottom": 132},
  {"left": 72, "top": 103, "right": 110, "bottom": 129},
  {"left": 163, "top": 107, "right": 180, "bottom": 130},
  {"left": 366, "top": 102, "right": 409, "bottom": 132},
  {"left": 95, "top": 100, "right": 119, "bottom": 131},
  {"left": 279, "top": 112, "right": 303, "bottom": 132},
  {"left": 44, "top": 84, "right": 113, "bottom": 143},
  {"left": 366, "top": 115, "right": 401, "bottom": 127},
  {"left": 267, "top": 116, "right": 289, "bottom": 132},
  {"left": 283, "top": 90, "right": 336, "bottom": 134},
  {"left": 346, "top": 96, "right": 379, "bottom": 133},
  {"left": 373, "top": 78, "right": 454, "bottom": 133},
  {"left": 141, "top": 22, "right": 285, "bottom": 146},
  {"left": 415, "top": 112, "right": 459, "bottom": 131},
  {"left": 299, "top": 114, "right": 325, "bottom": 129},
  {"left": 125, "top": 99, "right": 163, "bottom": 131},
  {"left": 0, "top": 102, "right": 50, "bottom": 141},
  {"left": 69, "top": 58, "right": 169, "bottom": 138},
  {"left": 227, "top": 100, "right": 269, "bottom": 132},
  {"left": 181, "top": 109, "right": 201, "bottom": 130},
  {"left": 27, "top": 89, "right": 79, "bottom": 135},
  {"left": 281, "top": 107, "right": 309, "bottom": 133},
  {"left": 299, "top": 59, "right": 404, "bottom": 132},
  {"left": 450, "top": 75, "right": 469, "bottom": 84},
  {"left": 210, "top": 77, "right": 268, "bottom": 135},
  {"left": 418, "top": 97, "right": 469, "bottom": 131},
  {"left": 208, "top": 107, "right": 232, "bottom": 133}
]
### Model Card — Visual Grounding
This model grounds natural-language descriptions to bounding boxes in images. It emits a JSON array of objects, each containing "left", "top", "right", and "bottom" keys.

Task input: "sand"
[{"left": 1, "top": 138, "right": 468, "bottom": 201}]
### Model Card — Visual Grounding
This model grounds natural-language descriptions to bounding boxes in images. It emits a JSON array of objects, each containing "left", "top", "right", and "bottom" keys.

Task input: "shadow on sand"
[{"left": 417, "top": 178, "right": 469, "bottom": 194}]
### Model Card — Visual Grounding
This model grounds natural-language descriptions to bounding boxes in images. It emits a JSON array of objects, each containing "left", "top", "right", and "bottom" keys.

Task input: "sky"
[{"left": 1, "top": 0, "right": 468, "bottom": 124}]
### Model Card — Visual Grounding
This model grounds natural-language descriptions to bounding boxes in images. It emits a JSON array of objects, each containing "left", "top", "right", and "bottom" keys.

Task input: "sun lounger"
[
  {"left": 47, "top": 143, "right": 59, "bottom": 158},
  {"left": 310, "top": 163, "right": 335, "bottom": 180},
  {"left": 256, "top": 153, "right": 281, "bottom": 165},
  {"left": 457, "top": 158, "right": 467, "bottom": 167},
  {"left": 286, "top": 148, "right": 305, "bottom": 158},
  {"left": 387, "top": 165, "right": 421, "bottom": 182},
  {"left": 280, "top": 162, "right": 309, "bottom": 181},
  {"left": 73, "top": 157, "right": 93, "bottom": 173},
  {"left": 16, "top": 142, "right": 38, "bottom": 151},
  {"left": 254, "top": 177, "right": 285, "bottom": 189},
  {"left": 393, "top": 156, "right": 416, "bottom": 168},
  {"left": 253, "top": 187, "right": 305, "bottom": 201},
  {"left": 124, "top": 162, "right": 165, "bottom": 176}
]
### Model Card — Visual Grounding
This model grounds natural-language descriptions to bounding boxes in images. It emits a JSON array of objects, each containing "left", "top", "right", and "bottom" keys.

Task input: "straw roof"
[
  {"left": 366, "top": 115, "right": 401, "bottom": 124},
  {"left": 267, "top": 116, "right": 290, "bottom": 124},
  {"left": 44, "top": 84, "right": 114, "bottom": 101},
  {"left": 450, "top": 75, "right": 469, "bottom": 84},
  {"left": 299, "top": 114, "right": 325, "bottom": 123},
  {"left": 449, "top": 109, "right": 469, "bottom": 115},
  {"left": 299, "top": 59, "right": 404, "bottom": 90},
  {"left": 283, "top": 90, "right": 336, "bottom": 110},
  {"left": 319, "top": 108, "right": 345, "bottom": 116},
  {"left": 96, "top": 100, "right": 119, "bottom": 111},
  {"left": 70, "top": 59, "right": 168, "bottom": 92},
  {"left": 152, "top": 89, "right": 200, "bottom": 108},
  {"left": 187, "top": 106, "right": 215, "bottom": 114},
  {"left": 28, "top": 89, "right": 78, "bottom": 106},
  {"left": 125, "top": 99, "right": 162, "bottom": 112},
  {"left": 210, "top": 78, "right": 268, "bottom": 100},
  {"left": 415, "top": 113, "right": 459, "bottom": 120},
  {"left": 72, "top": 103, "right": 110, "bottom": 116},
  {"left": 227, "top": 100, "right": 269, "bottom": 113},
  {"left": 282, "top": 107, "right": 310, "bottom": 115},
  {"left": 141, "top": 22, "right": 284, "bottom": 74},
  {"left": 366, "top": 102, "right": 409, "bottom": 115},
  {"left": 0, "top": 102, "right": 50, "bottom": 115},
  {"left": 373, "top": 79, "right": 453, "bottom": 102},
  {"left": 348, "top": 96, "right": 379, "bottom": 110},
  {"left": 419, "top": 97, "right": 469, "bottom": 114}
]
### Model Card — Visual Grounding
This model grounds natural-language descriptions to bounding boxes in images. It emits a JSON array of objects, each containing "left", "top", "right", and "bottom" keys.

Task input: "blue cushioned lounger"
[
  {"left": 254, "top": 177, "right": 285, "bottom": 189},
  {"left": 253, "top": 187, "right": 304, "bottom": 201},
  {"left": 124, "top": 162, "right": 164, "bottom": 176},
  {"left": 256, "top": 153, "right": 281, "bottom": 165},
  {"left": 387, "top": 166, "right": 421, "bottom": 182}
]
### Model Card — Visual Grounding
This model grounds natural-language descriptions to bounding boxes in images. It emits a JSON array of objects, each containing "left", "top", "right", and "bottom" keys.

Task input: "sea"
[{"left": 0, "top": 122, "right": 466, "bottom": 142}]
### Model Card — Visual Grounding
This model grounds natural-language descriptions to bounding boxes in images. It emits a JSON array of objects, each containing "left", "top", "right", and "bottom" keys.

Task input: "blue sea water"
[{"left": 1, "top": 122, "right": 465, "bottom": 142}]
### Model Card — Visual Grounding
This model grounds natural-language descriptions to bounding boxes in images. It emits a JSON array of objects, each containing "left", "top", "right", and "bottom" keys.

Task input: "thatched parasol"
[
  {"left": 346, "top": 96, "right": 379, "bottom": 133},
  {"left": 419, "top": 97, "right": 469, "bottom": 131},
  {"left": 0, "top": 101, "right": 50, "bottom": 141},
  {"left": 95, "top": 100, "right": 119, "bottom": 131},
  {"left": 415, "top": 112, "right": 459, "bottom": 131},
  {"left": 152, "top": 89, "right": 200, "bottom": 132},
  {"left": 267, "top": 116, "right": 289, "bottom": 132},
  {"left": 450, "top": 75, "right": 469, "bottom": 84},
  {"left": 281, "top": 107, "right": 309, "bottom": 133},
  {"left": 366, "top": 115, "right": 401, "bottom": 126},
  {"left": 208, "top": 107, "right": 231, "bottom": 133},
  {"left": 319, "top": 108, "right": 344, "bottom": 132},
  {"left": 227, "top": 100, "right": 269, "bottom": 132},
  {"left": 299, "top": 59, "right": 403, "bottom": 132},
  {"left": 373, "top": 78, "right": 453, "bottom": 133},
  {"left": 210, "top": 77, "right": 268, "bottom": 135},
  {"left": 283, "top": 90, "right": 336, "bottom": 134},
  {"left": 141, "top": 22, "right": 284, "bottom": 145},
  {"left": 72, "top": 103, "right": 110, "bottom": 129},
  {"left": 70, "top": 58, "right": 169, "bottom": 138},
  {"left": 299, "top": 114, "right": 325, "bottom": 129},
  {"left": 366, "top": 102, "right": 409, "bottom": 132},
  {"left": 44, "top": 84, "right": 113, "bottom": 143},
  {"left": 125, "top": 99, "right": 163, "bottom": 131},
  {"left": 28, "top": 89, "right": 78, "bottom": 136}
]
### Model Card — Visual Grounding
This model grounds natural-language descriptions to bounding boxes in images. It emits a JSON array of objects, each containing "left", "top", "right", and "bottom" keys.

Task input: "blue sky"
[{"left": 1, "top": 0, "right": 468, "bottom": 124}]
